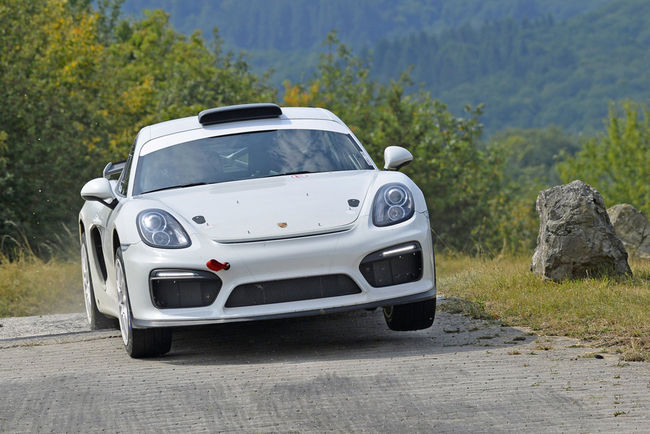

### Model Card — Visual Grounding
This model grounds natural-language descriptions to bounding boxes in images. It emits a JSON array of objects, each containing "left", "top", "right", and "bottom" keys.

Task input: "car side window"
[
  {"left": 117, "top": 139, "right": 137, "bottom": 196},
  {"left": 117, "top": 155, "right": 132, "bottom": 196}
]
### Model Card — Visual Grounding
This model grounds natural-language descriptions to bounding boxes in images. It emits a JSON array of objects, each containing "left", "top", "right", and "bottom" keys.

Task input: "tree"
[
  {"left": 0, "top": 1, "right": 275, "bottom": 253},
  {"left": 490, "top": 126, "right": 580, "bottom": 186},
  {"left": 0, "top": 0, "right": 107, "bottom": 250},
  {"left": 558, "top": 102, "right": 650, "bottom": 214},
  {"left": 483, "top": 127, "right": 581, "bottom": 252}
]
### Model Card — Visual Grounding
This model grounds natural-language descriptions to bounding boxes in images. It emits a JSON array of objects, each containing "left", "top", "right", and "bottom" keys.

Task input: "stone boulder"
[
  {"left": 607, "top": 204, "right": 650, "bottom": 259},
  {"left": 531, "top": 180, "right": 631, "bottom": 281}
]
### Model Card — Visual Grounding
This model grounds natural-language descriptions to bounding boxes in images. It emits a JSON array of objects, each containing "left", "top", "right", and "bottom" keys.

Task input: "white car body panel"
[
  {"left": 79, "top": 106, "right": 435, "bottom": 329},
  {"left": 148, "top": 171, "right": 375, "bottom": 243}
]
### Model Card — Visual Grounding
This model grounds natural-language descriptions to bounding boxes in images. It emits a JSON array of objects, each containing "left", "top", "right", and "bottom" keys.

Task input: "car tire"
[
  {"left": 81, "top": 234, "right": 117, "bottom": 330},
  {"left": 383, "top": 298, "right": 436, "bottom": 331},
  {"left": 115, "top": 248, "right": 172, "bottom": 358}
]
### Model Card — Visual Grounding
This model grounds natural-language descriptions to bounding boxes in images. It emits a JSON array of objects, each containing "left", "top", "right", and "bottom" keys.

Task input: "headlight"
[
  {"left": 137, "top": 209, "right": 191, "bottom": 248},
  {"left": 372, "top": 183, "right": 415, "bottom": 227}
]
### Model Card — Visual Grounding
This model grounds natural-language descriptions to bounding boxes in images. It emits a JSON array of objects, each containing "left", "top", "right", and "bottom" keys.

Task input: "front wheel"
[
  {"left": 383, "top": 298, "right": 436, "bottom": 331},
  {"left": 115, "top": 248, "right": 172, "bottom": 358}
]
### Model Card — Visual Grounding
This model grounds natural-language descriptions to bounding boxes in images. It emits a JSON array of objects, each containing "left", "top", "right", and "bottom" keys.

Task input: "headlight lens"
[
  {"left": 137, "top": 209, "right": 191, "bottom": 248},
  {"left": 372, "top": 183, "right": 415, "bottom": 227}
]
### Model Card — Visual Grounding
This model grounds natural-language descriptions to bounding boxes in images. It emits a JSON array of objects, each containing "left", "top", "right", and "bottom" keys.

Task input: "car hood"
[{"left": 152, "top": 170, "right": 377, "bottom": 242}]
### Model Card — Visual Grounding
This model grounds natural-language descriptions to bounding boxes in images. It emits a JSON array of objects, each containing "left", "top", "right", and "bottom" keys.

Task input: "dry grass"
[
  {"left": 0, "top": 252, "right": 83, "bottom": 318},
  {"left": 437, "top": 254, "right": 650, "bottom": 361}
]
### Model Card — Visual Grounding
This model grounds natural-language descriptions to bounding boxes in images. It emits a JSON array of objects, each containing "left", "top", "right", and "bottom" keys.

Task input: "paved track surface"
[{"left": 1, "top": 306, "right": 648, "bottom": 433}]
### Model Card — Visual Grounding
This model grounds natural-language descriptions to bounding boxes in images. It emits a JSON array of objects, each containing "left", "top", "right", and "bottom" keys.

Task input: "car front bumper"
[{"left": 123, "top": 211, "right": 436, "bottom": 328}]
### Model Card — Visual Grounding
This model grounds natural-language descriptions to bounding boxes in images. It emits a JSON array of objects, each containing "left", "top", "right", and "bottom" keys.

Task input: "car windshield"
[{"left": 133, "top": 129, "right": 374, "bottom": 195}]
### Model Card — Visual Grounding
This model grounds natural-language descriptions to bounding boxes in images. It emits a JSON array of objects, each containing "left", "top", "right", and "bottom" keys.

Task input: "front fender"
[{"left": 110, "top": 198, "right": 148, "bottom": 247}]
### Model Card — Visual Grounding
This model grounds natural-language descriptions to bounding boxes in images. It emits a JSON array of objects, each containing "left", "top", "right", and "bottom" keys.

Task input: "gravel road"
[{"left": 1, "top": 302, "right": 648, "bottom": 432}]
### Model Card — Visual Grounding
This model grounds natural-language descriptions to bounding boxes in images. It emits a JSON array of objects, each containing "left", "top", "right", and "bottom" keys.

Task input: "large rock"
[
  {"left": 607, "top": 204, "right": 650, "bottom": 259},
  {"left": 531, "top": 180, "right": 632, "bottom": 281}
]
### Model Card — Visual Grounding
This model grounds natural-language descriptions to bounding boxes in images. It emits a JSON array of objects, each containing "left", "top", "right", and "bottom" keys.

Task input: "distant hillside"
[
  {"left": 121, "top": 0, "right": 613, "bottom": 50},
  {"left": 372, "top": 0, "right": 650, "bottom": 133},
  {"left": 119, "top": 0, "right": 650, "bottom": 134}
]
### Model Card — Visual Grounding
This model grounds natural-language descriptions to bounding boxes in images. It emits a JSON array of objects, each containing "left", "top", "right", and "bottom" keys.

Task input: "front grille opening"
[
  {"left": 226, "top": 274, "right": 361, "bottom": 308},
  {"left": 150, "top": 269, "right": 222, "bottom": 309},
  {"left": 360, "top": 242, "right": 423, "bottom": 287}
]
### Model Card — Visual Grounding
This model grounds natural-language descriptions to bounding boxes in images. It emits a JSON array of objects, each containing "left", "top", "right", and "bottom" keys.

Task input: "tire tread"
[
  {"left": 129, "top": 328, "right": 172, "bottom": 358},
  {"left": 384, "top": 298, "right": 436, "bottom": 331},
  {"left": 116, "top": 248, "right": 173, "bottom": 358}
]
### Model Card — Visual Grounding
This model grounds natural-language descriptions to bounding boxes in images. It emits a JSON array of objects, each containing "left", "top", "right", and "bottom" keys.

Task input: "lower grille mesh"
[
  {"left": 150, "top": 269, "right": 222, "bottom": 309},
  {"left": 225, "top": 274, "right": 361, "bottom": 308}
]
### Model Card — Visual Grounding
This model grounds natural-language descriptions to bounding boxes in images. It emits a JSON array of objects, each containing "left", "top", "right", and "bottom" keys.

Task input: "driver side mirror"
[
  {"left": 81, "top": 177, "right": 117, "bottom": 209},
  {"left": 384, "top": 146, "right": 413, "bottom": 171}
]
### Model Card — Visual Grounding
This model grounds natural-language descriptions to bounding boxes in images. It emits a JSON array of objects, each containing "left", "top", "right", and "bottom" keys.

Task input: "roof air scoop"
[{"left": 198, "top": 103, "right": 282, "bottom": 126}]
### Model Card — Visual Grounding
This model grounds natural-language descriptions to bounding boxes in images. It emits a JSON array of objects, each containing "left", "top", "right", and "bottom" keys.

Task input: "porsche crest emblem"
[{"left": 277, "top": 222, "right": 288, "bottom": 228}]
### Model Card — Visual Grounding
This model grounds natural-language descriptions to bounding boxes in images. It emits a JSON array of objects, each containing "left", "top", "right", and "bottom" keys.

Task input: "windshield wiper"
[
  {"left": 144, "top": 182, "right": 208, "bottom": 194},
  {"left": 264, "top": 171, "right": 315, "bottom": 178}
]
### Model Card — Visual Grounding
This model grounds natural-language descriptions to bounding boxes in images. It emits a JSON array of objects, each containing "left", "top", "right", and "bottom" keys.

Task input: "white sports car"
[{"left": 79, "top": 104, "right": 436, "bottom": 358}]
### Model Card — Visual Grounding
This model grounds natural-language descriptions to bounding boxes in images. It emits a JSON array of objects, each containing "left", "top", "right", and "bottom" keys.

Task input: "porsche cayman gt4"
[{"left": 79, "top": 103, "right": 436, "bottom": 358}]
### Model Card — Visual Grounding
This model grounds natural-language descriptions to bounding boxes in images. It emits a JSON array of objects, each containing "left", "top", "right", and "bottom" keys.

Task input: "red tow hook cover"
[{"left": 206, "top": 259, "right": 230, "bottom": 272}]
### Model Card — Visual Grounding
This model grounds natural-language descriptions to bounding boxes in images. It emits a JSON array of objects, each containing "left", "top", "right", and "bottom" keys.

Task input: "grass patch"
[
  {"left": 437, "top": 297, "right": 494, "bottom": 320},
  {"left": 0, "top": 253, "right": 82, "bottom": 317},
  {"left": 437, "top": 254, "right": 650, "bottom": 361}
]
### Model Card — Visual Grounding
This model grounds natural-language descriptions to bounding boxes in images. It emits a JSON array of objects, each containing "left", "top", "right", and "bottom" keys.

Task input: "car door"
[{"left": 99, "top": 139, "right": 136, "bottom": 307}]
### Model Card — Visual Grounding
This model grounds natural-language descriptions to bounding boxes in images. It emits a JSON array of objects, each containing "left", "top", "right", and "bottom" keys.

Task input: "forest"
[
  {"left": 0, "top": 0, "right": 648, "bottom": 258},
  {"left": 121, "top": 0, "right": 613, "bottom": 51},
  {"left": 123, "top": 0, "right": 649, "bottom": 134},
  {"left": 371, "top": 0, "right": 650, "bottom": 134}
]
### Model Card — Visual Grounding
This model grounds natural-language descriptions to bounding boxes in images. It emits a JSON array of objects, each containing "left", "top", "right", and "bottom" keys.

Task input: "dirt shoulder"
[{"left": 0, "top": 313, "right": 90, "bottom": 340}]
